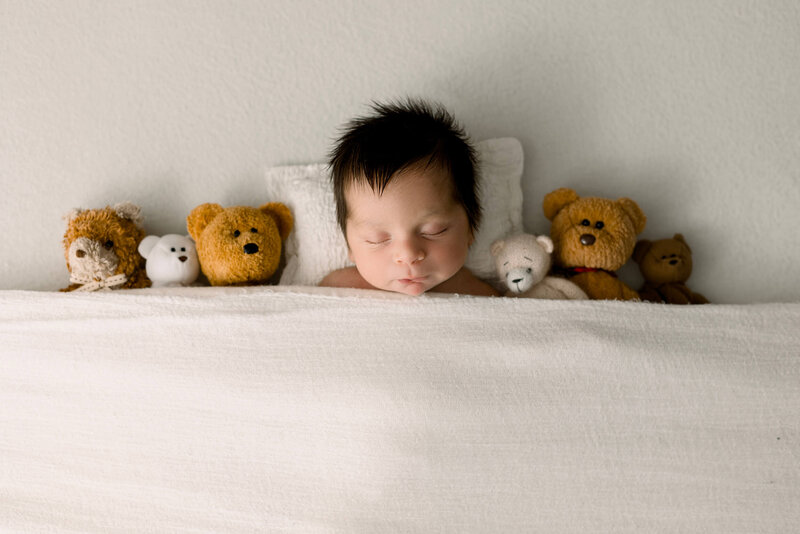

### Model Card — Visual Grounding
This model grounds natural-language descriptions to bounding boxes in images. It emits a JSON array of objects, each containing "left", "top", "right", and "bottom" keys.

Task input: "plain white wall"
[{"left": 2, "top": 0, "right": 798, "bottom": 302}]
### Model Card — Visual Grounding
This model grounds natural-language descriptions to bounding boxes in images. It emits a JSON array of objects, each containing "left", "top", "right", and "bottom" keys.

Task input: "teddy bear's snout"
[
  {"left": 580, "top": 234, "right": 596, "bottom": 246},
  {"left": 506, "top": 268, "right": 535, "bottom": 294},
  {"left": 243, "top": 243, "right": 259, "bottom": 255},
  {"left": 178, "top": 256, "right": 188, "bottom": 262}
]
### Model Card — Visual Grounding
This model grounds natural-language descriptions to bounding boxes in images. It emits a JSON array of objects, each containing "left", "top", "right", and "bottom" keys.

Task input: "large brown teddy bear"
[
  {"left": 187, "top": 202, "right": 293, "bottom": 286},
  {"left": 633, "top": 234, "right": 709, "bottom": 304},
  {"left": 61, "top": 202, "right": 150, "bottom": 291},
  {"left": 543, "top": 188, "right": 646, "bottom": 301}
]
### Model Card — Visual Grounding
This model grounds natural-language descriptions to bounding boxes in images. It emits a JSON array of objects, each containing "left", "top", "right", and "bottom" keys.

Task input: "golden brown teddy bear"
[
  {"left": 187, "top": 202, "right": 293, "bottom": 286},
  {"left": 61, "top": 202, "right": 150, "bottom": 292},
  {"left": 633, "top": 234, "right": 709, "bottom": 304},
  {"left": 543, "top": 187, "right": 646, "bottom": 300}
]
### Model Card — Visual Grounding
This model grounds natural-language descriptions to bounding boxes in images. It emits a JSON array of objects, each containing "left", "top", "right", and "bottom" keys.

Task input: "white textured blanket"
[{"left": 1, "top": 287, "right": 799, "bottom": 532}]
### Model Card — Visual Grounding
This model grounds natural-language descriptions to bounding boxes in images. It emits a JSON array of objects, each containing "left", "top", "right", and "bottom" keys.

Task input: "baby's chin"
[{"left": 392, "top": 280, "right": 428, "bottom": 296}]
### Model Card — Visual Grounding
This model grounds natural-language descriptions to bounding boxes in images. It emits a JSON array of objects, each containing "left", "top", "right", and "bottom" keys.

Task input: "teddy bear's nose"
[
  {"left": 243, "top": 243, "right": 259, "bottom": 255},
  {"left": 512, "top": 277, "right": 523, "bottom": 284},
  {"left": 669, "top": 259, "right": 678, "bottom": 265},
  {"left": 179, "top": 256, "right": 188, "bottom": 262},
  {"left": 580, "top": 234, "right": 596, "bottom": 246}
]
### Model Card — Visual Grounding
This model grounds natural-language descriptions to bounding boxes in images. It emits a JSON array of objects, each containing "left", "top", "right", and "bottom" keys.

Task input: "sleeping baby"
[{"left": 319, "top": 99, "right": 498, "bottom": 297}]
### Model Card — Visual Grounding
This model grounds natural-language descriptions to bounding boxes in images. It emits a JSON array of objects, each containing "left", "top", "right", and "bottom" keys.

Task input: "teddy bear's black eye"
[
  {"left": 233, "top": 230, "right": 241, "bottom": 238},
  {"left": 181, "top": 247, "right": 186, "bottom": 252},
  {"left": 250, "top": 228, "right": 258, "bottom": 233},
  {"left": 104, "top": 240, "right": 114, "bottom": 250},
  {"left": 581, "top": 219, "right": 590, "bottom": 226},
  {"left": 595, "top": 221, "right": 604, "bottom": 230}
]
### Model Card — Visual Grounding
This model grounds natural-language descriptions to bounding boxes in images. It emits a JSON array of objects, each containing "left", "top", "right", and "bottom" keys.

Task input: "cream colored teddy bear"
[
  {"left": 138, "top": 234, "right": 200, "bottom": 287},
  {"left": 491, "top": 233, "right": 588, "bottom": 300}
]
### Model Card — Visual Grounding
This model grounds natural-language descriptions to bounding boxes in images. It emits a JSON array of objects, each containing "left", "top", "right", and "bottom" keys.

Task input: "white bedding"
[{"left": 1, "top": 286, "right": 799, "bottom": 532}]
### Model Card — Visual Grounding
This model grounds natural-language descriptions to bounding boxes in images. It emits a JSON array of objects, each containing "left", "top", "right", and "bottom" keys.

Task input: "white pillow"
[{"left": 264, "top": 137, "right": 524, "bottom": 287}]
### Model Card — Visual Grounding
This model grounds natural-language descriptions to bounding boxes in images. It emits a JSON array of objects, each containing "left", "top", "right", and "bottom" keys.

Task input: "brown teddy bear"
[
  {"left": 633, "top": 234, "right": 709, "bottom": 304},
  {"left": 61, "top": 202, "right": 150, "bottom": 291},
  {"left": 543, "top": 187, "right": 646, "bottom": 300},
  {"left": 187, "top": 202, "right": 293, "bottom": 286}
]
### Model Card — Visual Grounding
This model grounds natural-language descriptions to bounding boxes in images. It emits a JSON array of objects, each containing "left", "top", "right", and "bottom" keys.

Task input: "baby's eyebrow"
[
  {"left": 350, "top": 210, "right": 448, "bottom": 226},
  {"left": 347, "top": 216, "right": 382, "bottom": 229}
]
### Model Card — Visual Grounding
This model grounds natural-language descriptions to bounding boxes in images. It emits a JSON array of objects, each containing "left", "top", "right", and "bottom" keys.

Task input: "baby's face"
[{"left": 345, "top": 166, "right": 472, "bottom": 296}]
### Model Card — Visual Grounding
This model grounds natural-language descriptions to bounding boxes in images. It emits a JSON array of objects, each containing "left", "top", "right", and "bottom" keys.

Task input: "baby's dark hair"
[{"left": 329, "top": 99, "right": 480, "bottom": 235}]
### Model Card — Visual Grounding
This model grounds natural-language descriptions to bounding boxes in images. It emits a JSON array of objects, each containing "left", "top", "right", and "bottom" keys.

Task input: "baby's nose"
[
  {"left": 395, "top": 253, "right": 425, "bottom": 264},
  {"left": 394, "top": 240, "right": 425, "bottom": 264}
]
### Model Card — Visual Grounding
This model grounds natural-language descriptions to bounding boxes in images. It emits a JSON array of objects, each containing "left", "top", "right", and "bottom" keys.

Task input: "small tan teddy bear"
[
  {"left": 187, "top": 202, "right": 293, "bottom": 286},
  {"left": 543, "top": 187, "right": 646, "bottom": 300},
  {"left": 633, "top": 234, "right": 709, "bottom": 304},
  {"left": 61, "top": 202, "right": 150, "bottom": 292}
]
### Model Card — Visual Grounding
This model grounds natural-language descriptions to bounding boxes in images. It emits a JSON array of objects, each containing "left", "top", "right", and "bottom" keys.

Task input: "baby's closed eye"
[
  {"left": 421, "top": 227, "right": 448, "bottom": 238},
  {"left": 365, "top": 234, "right": 391, "bottom": 245}
]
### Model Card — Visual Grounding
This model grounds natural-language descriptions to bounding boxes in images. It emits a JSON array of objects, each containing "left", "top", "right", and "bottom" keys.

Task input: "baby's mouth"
[{"left": 398, "top": 276, "right": 428, "bottom": 284}]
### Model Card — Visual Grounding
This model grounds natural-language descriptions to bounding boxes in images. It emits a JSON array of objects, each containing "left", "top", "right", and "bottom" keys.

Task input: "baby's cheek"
[{"left": 353, "top": 256, "right": 384, "bottom": 286}]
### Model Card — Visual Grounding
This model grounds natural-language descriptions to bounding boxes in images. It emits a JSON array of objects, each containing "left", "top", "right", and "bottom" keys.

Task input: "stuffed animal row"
[
  {"left": 62, "top": 191, "right": 705, "bottom": 303},
  {"left": 492, "top": 188, "right": 708, "bottom": 304},
  {"left": 60, "top": 201, "right": 293, "bottom": 291}
]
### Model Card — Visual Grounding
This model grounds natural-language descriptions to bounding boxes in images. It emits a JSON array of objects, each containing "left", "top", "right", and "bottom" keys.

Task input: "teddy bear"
[
  {"left": 61, "top": 201, "right": 150, "bottom": 291},
  {"left": 491, "top": 233, "right": 588, "bottom": 299},
  {"left": 187, "top": 202, "right": 293, "bottom": 286},
  {"left": 542, "top": 187, "right": 646, "bottom": 301},
  {"left": 633, "top": 234, "right": 709, "bottom": 304},
  {"left": 138, "top": 234, "right": 200, "bottom": 287}
]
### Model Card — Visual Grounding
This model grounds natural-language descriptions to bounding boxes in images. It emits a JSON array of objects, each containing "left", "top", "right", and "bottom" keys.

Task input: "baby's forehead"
[
  {"left": 346, "top": 173, "right": 458, "bottom": 220},
  {"left": 349, "top": 158, "right": 454, "bottom": 190}
]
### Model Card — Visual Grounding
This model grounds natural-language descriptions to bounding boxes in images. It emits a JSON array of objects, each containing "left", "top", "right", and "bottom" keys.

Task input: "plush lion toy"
[
  {"left": 543, "top": 187, "right": 646, "bottom": 300},
  {"left": 633, "top": 234, "right": 709, "bottom": 304},
  {"left": 61, "top": 202, "right": 150, "bottom": 292},
  {"left": 187, "top": 202, "right": 293, "bottom": 286}
]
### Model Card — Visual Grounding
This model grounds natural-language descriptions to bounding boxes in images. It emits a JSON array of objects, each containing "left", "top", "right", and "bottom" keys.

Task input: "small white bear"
[
  {"left": 138, "top": 234, "right": 200, "bottom": 287},
  {"left": 491, "top": 233, "right": 588, "bottom": 300}
]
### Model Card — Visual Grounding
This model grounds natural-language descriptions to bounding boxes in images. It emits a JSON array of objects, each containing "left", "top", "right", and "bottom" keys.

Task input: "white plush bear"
[
  {"left": 138, "top": 234, "right": 200, "bottom": 287},
  {"left": 491, "top": 233, "right": 588, "bottom": 300}
]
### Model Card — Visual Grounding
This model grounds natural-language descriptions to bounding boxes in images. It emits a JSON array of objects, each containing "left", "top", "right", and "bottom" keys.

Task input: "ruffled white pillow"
[{"left": 264, "top": 137, "right": 524, "bottom": 287}]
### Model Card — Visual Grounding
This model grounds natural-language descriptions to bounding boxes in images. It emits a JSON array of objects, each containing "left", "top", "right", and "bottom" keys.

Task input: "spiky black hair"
[{"left": 328, "top": 99, "right": 481, "bottom": 235}]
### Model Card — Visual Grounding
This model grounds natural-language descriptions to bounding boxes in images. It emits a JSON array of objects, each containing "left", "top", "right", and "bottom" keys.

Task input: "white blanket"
[{"left": 1, "top": 287, "right": 799, "bottom": 532}]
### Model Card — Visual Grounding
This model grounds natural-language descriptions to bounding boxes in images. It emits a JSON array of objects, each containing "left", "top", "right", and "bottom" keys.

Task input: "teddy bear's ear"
[
  {"left": 187, "top": 203, "right": 224, "bottom": 241},
  {"left": 673, "top": 233, "right": 691, "bottom": 252},
  {"left": 633, "top": 239, "right": 652, "bottom": 264},
  {"left": 542, "top": 188, "right": 580, "bottom": 221},
  {"left": 536, "top": 235, "right": 554, "bottom": 254},
  {"left": 490, "top": 239, "right": 505, "bottom": 257},
  {"left": 260, "top": 202, "right": 294, "bottom": 241},
  {"left": 63, "top": 208, "right": 83, "bottom": 222},
  {"left": 137, "top": 235, "right": 160, "bottom": 259},
  {"left": 113, "top": 202, "right": 144, "bottom": 227},
  {"left": 617, "top": 198, "right": 646, "bottom": 234}
]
